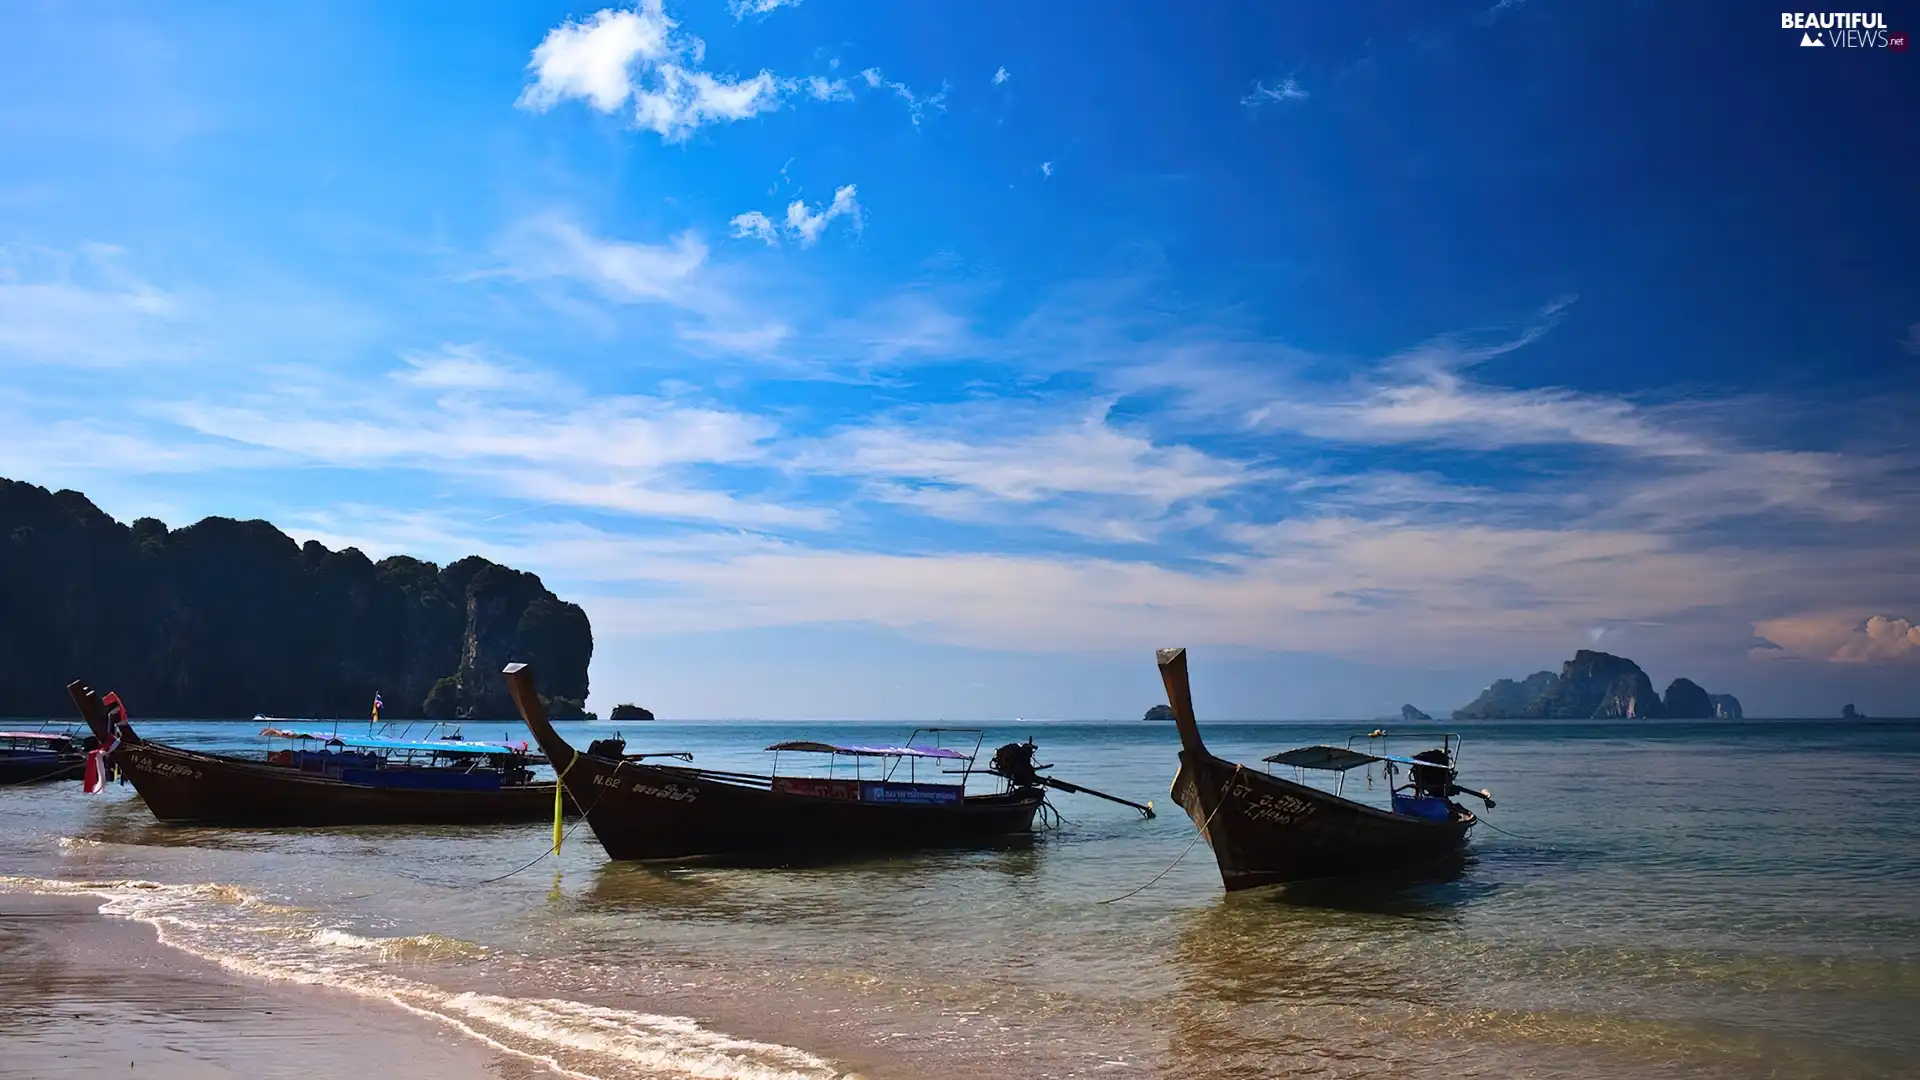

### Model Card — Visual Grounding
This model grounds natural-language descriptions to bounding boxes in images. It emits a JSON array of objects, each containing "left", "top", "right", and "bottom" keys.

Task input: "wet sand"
[{"left": 0, "top": 894, "right": 539, "bottom": 1080}]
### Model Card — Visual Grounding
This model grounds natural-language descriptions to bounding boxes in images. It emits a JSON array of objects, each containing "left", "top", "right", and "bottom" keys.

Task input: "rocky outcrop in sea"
[
  {"left": 1400, "top": 704, "right": 1432, "bottom": 721},
  {"left": 1453, "top": 650, "right": 1738, "bottom": 720}
]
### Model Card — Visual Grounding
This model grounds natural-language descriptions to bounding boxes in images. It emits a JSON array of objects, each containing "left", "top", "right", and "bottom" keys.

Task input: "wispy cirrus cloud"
[
  {"left": 1242, "top": 77, "right": 1308, "bottom": 107},
  {"left": 805, "top": 401, "right": 1260, "bottom": 541},
  {"left": 991, "top": 66, "right": 1009, "bottom": 87},
  {"left": 859, "top": 66, "right": 948, "bottom": 126},
  {"left": 727, "top": 0, "right": 802, "bottom": 21},
  {"left": 494, "top": 215, "right": 709, "bottom": 306}
]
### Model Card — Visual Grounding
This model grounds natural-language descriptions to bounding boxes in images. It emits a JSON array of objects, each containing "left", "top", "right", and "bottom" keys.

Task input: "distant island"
[
  {"left": 1401, "top": 704, "right": 1432, "bottom": 721},
  {"left": 1143, "top": 704, "right": 1174, "bottom": 721},
  {"left": 609, "top": 703, "right": 656, "bottom": 722},
  {"left": 1841, "top": 703, "right": 1866, "bottom": 720},
  {"left": 0, "top": 477, "right": 592, "bottom": 720},
  {"left": 1454, "top": 649, "right": 1742, "bottom": 720}
]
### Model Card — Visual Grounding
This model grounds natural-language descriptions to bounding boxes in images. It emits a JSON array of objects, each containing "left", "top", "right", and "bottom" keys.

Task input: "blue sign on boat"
[{"left": 858, "top": 781, "right": 964, "bottom": 805}]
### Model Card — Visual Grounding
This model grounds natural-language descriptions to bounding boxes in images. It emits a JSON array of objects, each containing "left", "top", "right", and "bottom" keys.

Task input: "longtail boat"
[
  {"left": 503, "top": 661, "right": 1051, "bottom": 862},
  {"left": 1157, "top": 647, "right": 1493, "bottom": 891},
  {"left": 0, "top": 729, "right": 88, "bottom": 784},
  {"left": 66, "top": 680, "right": 577, "bottom": 826}
]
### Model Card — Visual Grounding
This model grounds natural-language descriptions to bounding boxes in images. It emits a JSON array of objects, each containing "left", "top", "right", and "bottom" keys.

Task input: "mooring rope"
[
  {"left": 1096, "top": 764, "right": 1240, "bottom": 905},
  {"left": 1473, "top": 813, "right": 1551, "bottom": 845},
  {"left": 473, "top": 757, "right": 614, "bottom": 886}
]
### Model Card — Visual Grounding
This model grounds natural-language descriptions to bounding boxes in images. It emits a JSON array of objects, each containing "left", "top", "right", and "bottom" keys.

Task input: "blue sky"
[{"left": 2, "top": 0, "right": 1916, "bottom": 718}]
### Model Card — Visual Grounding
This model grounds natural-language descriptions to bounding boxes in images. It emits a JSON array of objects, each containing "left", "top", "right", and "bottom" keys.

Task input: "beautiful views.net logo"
[{"left": 1781, "top": 12, "right": 1909, "bottom": 49}]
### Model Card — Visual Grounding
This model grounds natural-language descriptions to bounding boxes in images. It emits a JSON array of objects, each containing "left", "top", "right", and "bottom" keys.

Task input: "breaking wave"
[{"left": 0, "top": 875, "right": 855, "bottom": 1080}]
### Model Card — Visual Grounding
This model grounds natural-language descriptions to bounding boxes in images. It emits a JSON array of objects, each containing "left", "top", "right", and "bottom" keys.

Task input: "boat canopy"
[
  {"left": 765, "top": 740, "right": 968, "bottom": 760},
  {"left": 0, "top": 731, "right": 75, "bottom": 743},
  {"left": 1262, "top": 745, "right": 1450, "bottom": 772},
  {"left": 258, "top": 729, "right": 529, "bottom": 756}
]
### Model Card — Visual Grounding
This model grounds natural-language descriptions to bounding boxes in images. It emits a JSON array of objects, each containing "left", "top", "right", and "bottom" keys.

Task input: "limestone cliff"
[
  {"left": 1662, "top": 678, "right": 1715, "bottom": 719},
  {"left": 1454, "top": 650, "right": 1737, "bottom": 721},
  {"left": 0, "top": 477, "right": 591, "bottom": 719}
]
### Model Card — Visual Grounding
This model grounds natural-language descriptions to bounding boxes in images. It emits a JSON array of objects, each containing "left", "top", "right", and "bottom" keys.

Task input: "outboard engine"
[
  {"left": 989, "top": 739, "right": 1045, "bottom": 787},
  {"left": 587, "top": 736, "right": 628, "bottom": 759},
  {"left": 1409, "top": 749, "right": 1456, "bottom": 798}
]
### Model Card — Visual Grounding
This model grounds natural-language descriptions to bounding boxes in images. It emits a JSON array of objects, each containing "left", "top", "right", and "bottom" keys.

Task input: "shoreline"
[{"left": 0, "top": 893, "right": 540, "bottom": 1080}]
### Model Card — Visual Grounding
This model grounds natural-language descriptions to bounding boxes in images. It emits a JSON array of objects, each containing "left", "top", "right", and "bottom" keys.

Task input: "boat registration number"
[{"left": 1226, "top": 780, "right": 1315, "bottom": 825}]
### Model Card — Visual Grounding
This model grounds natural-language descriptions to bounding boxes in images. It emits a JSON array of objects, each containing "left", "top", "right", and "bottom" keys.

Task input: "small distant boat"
[
  {"left": 0, "top": 728, "right": 89, "bottom": 785},
  {"left": 1156, "top": 647, "right": 1493, "bottom": 891},
  {"left": 503, "top": 661, "right": 1052, "bottom": 862},
  {"left": 66, "top": 680, "right": 577, "bottom": 826}
]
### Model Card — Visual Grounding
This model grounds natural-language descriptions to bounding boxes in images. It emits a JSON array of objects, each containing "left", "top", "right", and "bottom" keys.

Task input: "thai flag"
[{"left": 373, "top": 692, "right": 384, "bottom": 710}]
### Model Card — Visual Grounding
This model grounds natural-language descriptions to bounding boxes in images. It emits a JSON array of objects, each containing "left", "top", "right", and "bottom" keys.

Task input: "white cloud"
[
  {"left": 728, "top": 210, "right": 779, "bottom": 246},
  {"left": 802, "top": 75, "right": 851, "bottom": 101},
  {"left": 725, "top": 184, "right": 860, "bottom": 249},
  {"left": 517, "top": 1, "right": 845, "bottom": 143},
  {"left": 991, "top": 66, "right": 1009, "bottom": 86},
  {"left": 784, "top": 184, "right": 861, "bottom": 246},
  {"left": 727, "top": 0, "right": 802, "bottom": 20},
  {"left": 1040, "top": 161, "right": 1053, "bottom": 179},
  {"left": 516, "top": 6, "right": 672, "bottom": 113},
  {"left": 633, "top": 67, "right": 786, "bottom": 142},
  {"left": 1241, "top": 77, "right": 1308, "bottom": 107},
  {"left": 1754, "top": 613, "right": 1920, "bottom": 663}
]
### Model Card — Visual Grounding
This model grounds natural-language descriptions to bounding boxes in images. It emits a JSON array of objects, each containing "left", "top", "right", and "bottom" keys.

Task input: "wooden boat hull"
[
  {"left": 106, "top": 740, "right": 568, "bottom": 826},
  {"left": 67, "top": 680, "right": 573, "bottom": 827},
  {"left": 1171, "top": 752, "right": 1472, "bottom": 891},
  {"left": 0, "top": 753, "right": 85, "bottom": 785},
  {"left": 502, "top": 662, "right": 1045, "bottom": 862},
  {"left": 548, "top": 753, "right": 1043, "bottom": 862},
  {"left": 1156, "top": 647, "right": 1474, "bottom": 893}
]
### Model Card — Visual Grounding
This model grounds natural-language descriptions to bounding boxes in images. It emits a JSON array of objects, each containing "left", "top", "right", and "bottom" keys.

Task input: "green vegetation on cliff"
[{"left": 0, "top": 478, "right": 591, "bottom": 719}]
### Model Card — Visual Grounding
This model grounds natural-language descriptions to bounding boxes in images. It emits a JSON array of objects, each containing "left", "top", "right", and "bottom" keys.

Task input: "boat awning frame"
[
  {"left": 765, "top": 740, "right": 968, "bottom": 760},
  {"left": 258, "top": 729, "right": 529, "bottom": 756},
  {"left": 1262, "top": 745, "right": 1450, "bottom": 772}
]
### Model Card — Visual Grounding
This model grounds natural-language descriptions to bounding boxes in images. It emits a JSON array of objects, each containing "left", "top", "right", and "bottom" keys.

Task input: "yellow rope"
[{"left": 552, "top": 750, "right": 578, "bottom": 855}]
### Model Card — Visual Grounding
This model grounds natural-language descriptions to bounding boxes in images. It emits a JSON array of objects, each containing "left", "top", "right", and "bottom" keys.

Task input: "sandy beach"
[{"left": 0, "top": 894, "right": 537, "bottom": 1080}]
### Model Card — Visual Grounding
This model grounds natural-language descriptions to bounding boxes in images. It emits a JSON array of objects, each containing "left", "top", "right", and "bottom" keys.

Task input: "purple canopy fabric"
[{"left": 765, "top": 740, "right": 967, "bottom": 760}]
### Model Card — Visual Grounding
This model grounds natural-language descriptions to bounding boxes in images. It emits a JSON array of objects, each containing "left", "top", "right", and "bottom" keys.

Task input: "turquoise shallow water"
[{"left": 4, "top": 716, "right": 1917, "bottom": 1079}]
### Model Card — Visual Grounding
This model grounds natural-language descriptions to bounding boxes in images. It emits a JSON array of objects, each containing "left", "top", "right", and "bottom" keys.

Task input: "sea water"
[{"left": 3, "top": 717, "right": 1916, "bottom": 1079}]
